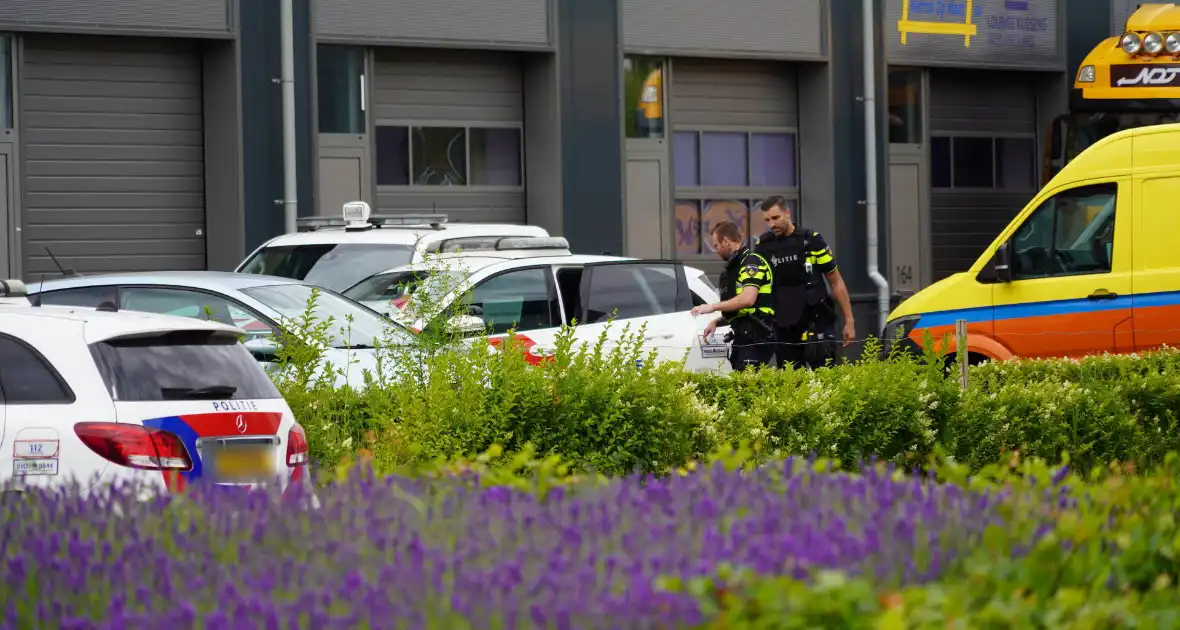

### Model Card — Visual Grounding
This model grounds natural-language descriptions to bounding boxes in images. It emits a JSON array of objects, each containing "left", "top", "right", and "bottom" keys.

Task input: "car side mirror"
[
  {"left": 447, "top": 314, "right": 487, "bottom": 336},
  {"left": 994, "top": 242, "right": 1013, "bottom": 283}
]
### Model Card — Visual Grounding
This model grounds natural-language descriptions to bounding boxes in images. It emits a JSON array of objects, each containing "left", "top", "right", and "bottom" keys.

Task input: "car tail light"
[
  {"left": 287, "top": 424, "right": 309, "bottom": 467},
  {"left": 74, "top": 422, "right": 192, "bottom": 471}
]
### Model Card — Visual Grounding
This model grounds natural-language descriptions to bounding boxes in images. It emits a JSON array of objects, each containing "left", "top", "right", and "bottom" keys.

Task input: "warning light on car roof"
[
  {"left": 897, "top": 0, "right": 977, "bottom": 48},
  {"left": 342, "top": 200, "right": 371, "bottom": 227}
]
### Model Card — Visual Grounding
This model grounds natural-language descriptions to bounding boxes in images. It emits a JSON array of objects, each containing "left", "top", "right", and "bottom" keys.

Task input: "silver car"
[{"left": 26, "top": 271, "right": 413, "bottom": 389}]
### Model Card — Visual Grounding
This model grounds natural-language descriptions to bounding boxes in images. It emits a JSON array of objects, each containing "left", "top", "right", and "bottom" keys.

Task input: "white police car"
[
  {"left": 236, "top": 201, "right": 551, "bottom": 293},
  {"left": 342, "top": 251, "right": 733, "bottom": 372},
  {"left": 0, "top": 280, "right": 308, "bottom": 497}
]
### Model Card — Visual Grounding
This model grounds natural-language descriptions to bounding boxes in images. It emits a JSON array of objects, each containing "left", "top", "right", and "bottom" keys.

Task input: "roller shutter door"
[
  {"left": 670, "top": 59, "right": 799, "bottom": 277},
  {"left": 929, "top": 69, "right": 1039, "bottom": 280},
  {"left": 372, "top": 49, "right": 525, "bottom": 224},
  {"left": 21, "top": 35, "right": 206, "bottom": 277}
]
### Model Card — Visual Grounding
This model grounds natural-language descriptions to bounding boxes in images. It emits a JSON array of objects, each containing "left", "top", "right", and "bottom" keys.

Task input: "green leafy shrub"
[{"left": 263, "top": 280, "right": 1180, "bottom": 478}]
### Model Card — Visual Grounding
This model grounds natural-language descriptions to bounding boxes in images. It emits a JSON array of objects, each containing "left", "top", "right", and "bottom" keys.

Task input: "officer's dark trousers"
[
  {"left": 776, "top": 324, "right": 838, "bottom": 370},
  {"left": 729, "top": 337, "right": 775, "bottom": 371}
]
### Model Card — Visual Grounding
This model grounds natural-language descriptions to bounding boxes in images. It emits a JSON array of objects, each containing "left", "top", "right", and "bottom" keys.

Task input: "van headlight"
[
  {"left": 1077, "top": 64, "right": 1096, "bottom": 83},
  {"left": 881, "top": 315, "right": 920, "bottom": 355},
  {"left": 1121, "top": 32, "right": 1142, "bottom": 54}
]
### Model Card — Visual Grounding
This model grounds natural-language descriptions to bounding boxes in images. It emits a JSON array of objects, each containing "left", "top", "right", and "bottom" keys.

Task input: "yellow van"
[{"left": 882, "top": 122, "right": 1180, "bottom": 362}]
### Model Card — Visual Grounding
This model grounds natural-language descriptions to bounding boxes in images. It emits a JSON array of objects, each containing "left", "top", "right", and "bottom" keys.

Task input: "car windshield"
[
  {"left": 240, "top": 284, "right": 409, "bottom": 349},
  {"left": 237, "top": 244, "right": 415, "bottom": 292},
  {"left": 342, "top": 268, "right": 467, "bottom": 314}
]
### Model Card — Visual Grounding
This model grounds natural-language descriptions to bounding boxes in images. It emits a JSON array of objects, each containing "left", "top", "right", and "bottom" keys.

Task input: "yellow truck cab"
[{"left": 883, "top": 121, "right": 1180, "bottom": 362}]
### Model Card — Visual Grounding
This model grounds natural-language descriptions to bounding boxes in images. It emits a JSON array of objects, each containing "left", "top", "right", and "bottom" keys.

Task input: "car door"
[
  {"left": 563, "top": 260, "right": 703, "bottom": 368},
  {"left": 0, "top": 328, "right": 117, "bottom": 492},
  {"left": 436, "top": 266, "right": 563, "bottom": 362},
  {"left": 1131, "top": 172, "right": 1180, "bottom": 353},
  {"left": 993, "top": 181, "right": 1133, "bottom": 359}
]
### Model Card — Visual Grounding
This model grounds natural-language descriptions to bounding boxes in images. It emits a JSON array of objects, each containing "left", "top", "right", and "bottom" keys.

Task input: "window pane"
[
  {"left": 119, "top": 287, "right": 273, "bottom": 335},
  {"left": 470, "top": 128, "right": 522, "bottom": 186},
  {"left": 700, "top": 133, "right": 748, "bottom": 187},
  {"left": 887, "top": 69, "right": 922, "bottom": 143},
  {"left": 0, "top": 336, "right": 72, "bottom": 404},
  {"left": 931, "top": 136, "right": 951, "bottom": 188},
  {"left": 582, "top": 263, "right": 679, "bottom": 323},
  {"left": 238, "top": 242, "right": 415, "bottom": 293},
  {"left": 952, "top": 137, "right": 994, "bottom": 188},
  {"left": 0, "top": 36, "right": 11, "bottom": 129},
  {"left": 701, "top": 200, "right": 749, "bottom": 255},
  {"left": 749, "top": 133, "right": 796, "bottom": 187},
  {"left": 1010, "top": 196, "right": 1056, "bottom": 279},
  {"left": 1052, "top": 185, "right": 1116, "bottom": 274},
  {"left": 996, "top": 137, "right": 1035, "bottom": 190},
  {"left": 89, "top": 336, "right": 281, "bottom": 402},
  {"left": 674, "top": 200, "right": 701, "bottom": 256},
  {"left": 317, "top": 45, "right": 365, "bottom": 134},
  {"left": 465, "top": 268, "right": 553, "bottom": 335},
  {"left": 674, "top": 132, "right": 699, "bottom": 187},
  {"left": 412, "top": 127, "right": 467, "bottom": 186},
  {"left": 624, "top": 57, "right": 665, "bottom": 139},
  {"left": 375, "top": 126, "right": 409, "bottom": 185},
  {"left": 35, "top": 285, "right": 117, "bottom": 308}
]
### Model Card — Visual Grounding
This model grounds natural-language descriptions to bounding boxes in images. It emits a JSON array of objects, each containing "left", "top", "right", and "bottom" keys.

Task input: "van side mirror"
[{"left": 994, "top": 242, "right": 1013, "bottom": 283}]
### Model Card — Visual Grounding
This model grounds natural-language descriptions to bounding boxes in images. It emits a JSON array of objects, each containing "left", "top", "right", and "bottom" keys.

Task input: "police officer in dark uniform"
[
  {"left": 691, "top": 220, "right": 777, "bottom": 371},
  {"left": 754, "top": 196, "right": 856, "bottom": 370}
]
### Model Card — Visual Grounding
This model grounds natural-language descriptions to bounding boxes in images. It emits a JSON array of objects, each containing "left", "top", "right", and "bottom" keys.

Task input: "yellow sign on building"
[{"left": 898, "top": 0, "right": 978, "bottom": 48}]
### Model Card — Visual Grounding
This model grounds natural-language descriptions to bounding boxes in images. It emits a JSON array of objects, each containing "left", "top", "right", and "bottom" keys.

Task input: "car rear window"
[
  {"left": 89, "top": 331, "right": 281, "bottom": 402},
  {"left": 238, "top": 244, "right": 414, "bottom": 292}
]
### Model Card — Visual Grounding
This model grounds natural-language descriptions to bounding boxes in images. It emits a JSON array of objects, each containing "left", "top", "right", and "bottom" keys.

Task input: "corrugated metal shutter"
[
  {"left": 670, "top": 59, "right": 799, "bottom": 279},
  {"left": 670, "top": 59, "right": 798, "bottom": 128},
  {"left": 372, "top": 49, "right": 525, "bottom": 223},
  {"left": 929, "top": 70, "right": 1038, "bottom": 280},
  {"left": 21, "top": 35, "right": 206, "bottom": 277}
]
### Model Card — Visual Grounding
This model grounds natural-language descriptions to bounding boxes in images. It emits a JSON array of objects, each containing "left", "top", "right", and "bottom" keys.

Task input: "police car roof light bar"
[
  {"left": 294, "top": 202, "right": 450, "bottom": 232},
  {"left": 429, "top": 236, "right": 570, "bottom": 253}
]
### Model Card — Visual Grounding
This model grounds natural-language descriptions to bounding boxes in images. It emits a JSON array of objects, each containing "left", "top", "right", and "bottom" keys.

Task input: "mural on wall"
[
  {"left": 889, "top": 0, "right": 1055, "bottom": 65},
  {"left": 676, "top": 199, "right": 777, "bottom": 256}
]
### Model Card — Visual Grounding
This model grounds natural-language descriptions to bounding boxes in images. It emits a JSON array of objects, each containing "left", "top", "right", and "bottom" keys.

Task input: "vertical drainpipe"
[
  {"left": 279, "top": 0, "right": 298, "bottom": 233},
  {"left": 863, "top": 0, "right": 891, "bottom": 334}
]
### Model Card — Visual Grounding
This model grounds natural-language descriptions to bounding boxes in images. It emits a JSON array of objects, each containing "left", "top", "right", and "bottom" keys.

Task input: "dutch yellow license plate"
[{"left": 211, "top": 448, "right": 274, "bottom": 480}]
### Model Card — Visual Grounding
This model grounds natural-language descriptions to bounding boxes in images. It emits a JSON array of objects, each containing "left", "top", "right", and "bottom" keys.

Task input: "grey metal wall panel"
[
  {"left": 0, "top": 0, "right": 230, "bottom": 35},
  {"left": 623, "top": 0, "right": 824, "bottom": 59},
  {"left": 373, "top": 48, "right": 526, "bottom": 222},
  {"left": 1111, "top": 0, "right": 1138, "bottom": 35},
  {"left": 670, "top": 59, "right": 799, "bottom": 128},
  {"left": 886, "top": 0, "right": 1061, "bottom": 69},
  {"left": 929, "top": 70, "right": 1037, "bottom": 135},
  {"left": 373, "top": 49, "right": 524, "bottom": 123},
  {"left": 21, "top": 36, "right": 206, "bottom": 276},
  {"left": 315, "top": 0, "right": 549, "bottom": 47},
  {"left": 930, "top": 192, "right": 1025, "bottom": 280}
]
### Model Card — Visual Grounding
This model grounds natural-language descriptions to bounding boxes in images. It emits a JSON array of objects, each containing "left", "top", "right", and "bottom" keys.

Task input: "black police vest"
[
  {"left": 718, "top": 247, "right": 774, "bottom": 322},
  {"left": 755, "top": 228, "right": 830, "bottom": 328}
]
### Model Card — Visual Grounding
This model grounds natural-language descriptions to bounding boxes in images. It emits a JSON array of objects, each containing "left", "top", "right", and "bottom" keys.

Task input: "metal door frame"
[{"left": 885, "top": 66, "right": 933, "bottom": 292}]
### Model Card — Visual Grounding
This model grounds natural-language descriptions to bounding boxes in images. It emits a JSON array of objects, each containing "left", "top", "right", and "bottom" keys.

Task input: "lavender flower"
[{"left": 1, "top": 459, "right": 1041, "bottom": 629}]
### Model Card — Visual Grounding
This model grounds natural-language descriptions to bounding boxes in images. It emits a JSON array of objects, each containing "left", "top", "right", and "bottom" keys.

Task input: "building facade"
[{"left": 0, "top": 0, "right": 1136, "bottom": 339}]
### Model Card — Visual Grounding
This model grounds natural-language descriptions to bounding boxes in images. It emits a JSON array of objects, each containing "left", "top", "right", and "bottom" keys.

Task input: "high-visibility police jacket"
[
  {"left": 719, "top": 246, "right": 774, "bottom": 323},
  {"left": 755, "top": 227, "right": 837, "bottom": 328}
]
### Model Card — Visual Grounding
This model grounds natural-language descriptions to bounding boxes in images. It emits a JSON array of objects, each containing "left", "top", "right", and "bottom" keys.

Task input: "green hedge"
[{"left": 267, "top": 294, "right": 1180, "bottom": 477}]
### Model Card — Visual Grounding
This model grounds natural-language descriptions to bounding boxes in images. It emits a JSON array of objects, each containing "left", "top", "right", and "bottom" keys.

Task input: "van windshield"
[
  {"left": 89, "top": 332, "right": 281, "bottom": 402},
  {"left": 238, "top": 244, "right": 414, "bottom": 292}
]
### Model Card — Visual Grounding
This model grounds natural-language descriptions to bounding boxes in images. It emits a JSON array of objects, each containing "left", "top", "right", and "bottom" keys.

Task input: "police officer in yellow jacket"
[{"left": 691, "top": 220, "right": 777, "bottom": 371}]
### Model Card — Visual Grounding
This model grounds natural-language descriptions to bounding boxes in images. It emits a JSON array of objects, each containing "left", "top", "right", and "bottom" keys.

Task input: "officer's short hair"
[
  {"left": 710, "top": 220, "right": 743, "bottom": 244},
  {"left": 758, "top": 196, "right": 788, "bottom": 213}
]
